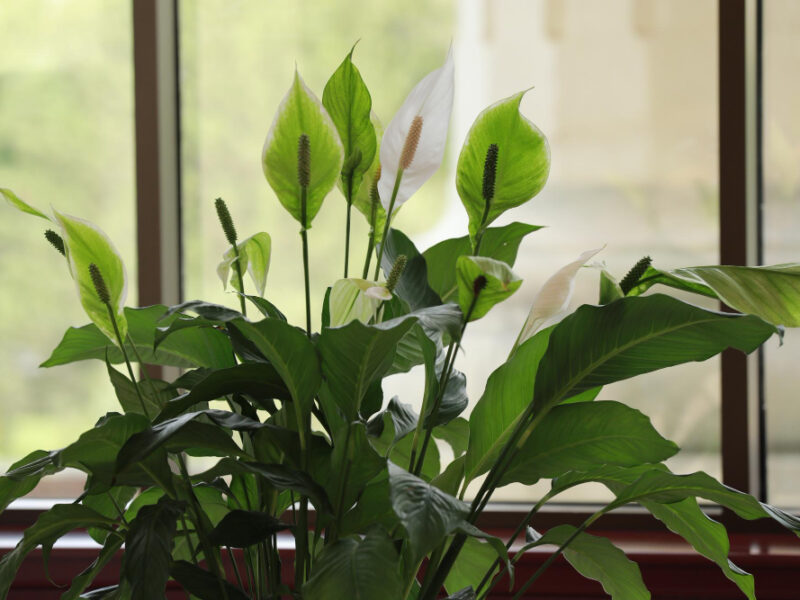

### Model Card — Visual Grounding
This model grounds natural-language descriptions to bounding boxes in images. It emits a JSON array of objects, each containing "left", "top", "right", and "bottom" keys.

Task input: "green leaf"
[
  {"left": 156, "top": 362, "right": 290, "bottom": 422},
  {"left": 217, "top": 232, "right": 272, "bottom": 296},
  {"left": 427, "top": 370, "right": 468, "bottom": 428},
  {"left": 55, "top": 210, "right": 128, "bottom": 344},
  {"left": 262, "top": 69, "right": 343, "bottom": 227},
  {"left": 380, "top": 228, "right": 442, "bottom": 309},
  {"left": 208, "top": 509, "right": 289, "bottom": 547},
  {"left": 533, "top": 295, "right": 780, "bottom": 414},
  {"left": 456, "top": 256, "right": 522, "bottom": 321},
  {"left": 121, "top": 496, "right": 185, "bottom": 600},
  {"left": 1, "top": 187, "right": 49, "bottom": 219},
  {"left": 628, "top": 265, "right": 716, "bottom": 299},
  {"left": 0, "top": 450, "right": 62, "bottom": 512},
  {"left": 0, "top": 504, "right": 117, "bottom": 598},
  {"left": 170, "top": 560, "right": 249, "bottom": 600},
  {"left": 456, "top": 91, "right": 550, "bottom": 241},
  {"left": 230, "top": 318, "right": 320, "bottom": 419},
  {"left": 116, "top": 410, "right": 254, "bottom": 472},
  {"left": 599, "top": 269, "right": 624, "bottom": 304},
  {"left": 82, "top": 486, "right": 137, "bottom": 544},
  {"left": 608, "top": 469, "right": 800, "bottom": 533},
  {"left": 322, "top": 44, "right": 377, "bottom": 200},
  {"left": 498, "top": 401, "right": 678, "bottom": 486},
  {"left": 431, "top": 456, "right": 465, "bottom": 496},
  {"left": 444, "top": 536, "right": 498, "bottom": 596},
  {"left": 388, "top": 464, "right": 469, "bottom": 561},
  {"left": 327, "top": 422, "right": 386, "bottom": 512},
  {"left": 423, "top": 222, "right": 542, "bottom": 302},
  {"left": 42, "top": 305, "right": 235, "bottom": 369},
  {"left": 525, "top": 525, "right": 649, "bottom": 600},
  {"left": 318, "top": 314, "right": 418, "bottom": 420},
  {"left": 244, "top": 294, "right": 287, "bottom": 320},
  {"left": 667, "top": 264, "right": 800, "bottom": 327},
  {"left": 106, "top": 361, "right": 174, "bottom": 417},
  {"left": 643, "top": 498, "right": 755, "bottom": 600},
  {"left": 444, "top": 588, "right": 476, "bottom": 600},
  {"left": 433, "top": 417, "right": 470, "bottom": 458},
  {"left": 303, "top": 528, "right": 403, "bottom": 600},
  {"left": 464, "top": 328, "right": 551, "bottom": 484}
]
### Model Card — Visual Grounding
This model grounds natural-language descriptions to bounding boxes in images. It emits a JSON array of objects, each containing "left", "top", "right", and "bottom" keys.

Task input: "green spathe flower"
[
  {"left": 262, "top": 70, "right": 344, "bottom": 227},
  {"left": 217, "top": 232, "right": 272, "bottom": 296},
  {"left": 53, "top": 210, "right": 128, "bottom": 344},
  {"left": 457, "top": 90, "right": 551, "bottom": 242},
  {"left": 377, "top": 47, "right": 454, "bottom": 211},
  {"left": 456, "top": 255, "right": 522, "bottom": 322},
  {"left": 328, "top": 278, "right": 391, "bottom": 327}
]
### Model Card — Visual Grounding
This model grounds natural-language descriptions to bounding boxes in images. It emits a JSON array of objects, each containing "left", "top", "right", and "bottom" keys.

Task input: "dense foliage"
[{"left": 2, "top": 45, "right": 800, "bottom": 600}]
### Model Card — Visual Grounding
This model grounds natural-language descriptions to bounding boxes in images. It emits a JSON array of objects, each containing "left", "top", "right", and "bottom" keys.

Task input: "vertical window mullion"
[
  {"left": 132, "top": 0, "right": 182, "bottom": 331},
  {"left": 719, "top": 0, "right": 763, "bottom": 499}
]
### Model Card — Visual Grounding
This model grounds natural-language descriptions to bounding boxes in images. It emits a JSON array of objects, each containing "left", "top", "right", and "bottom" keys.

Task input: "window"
[{"left": 1, "top": 0, "right": 796, "bottom": 517}]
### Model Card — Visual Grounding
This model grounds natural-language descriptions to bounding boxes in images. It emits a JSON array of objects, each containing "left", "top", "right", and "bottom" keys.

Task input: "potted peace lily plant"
[{"left": 1, "top": 44, "right": 800, "bottom": 600}]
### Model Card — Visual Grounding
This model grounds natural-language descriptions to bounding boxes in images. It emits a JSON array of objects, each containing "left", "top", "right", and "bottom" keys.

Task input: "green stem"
[
  {"left": 106, "top": 303, "right": 150, "bottom": 420},
  {"left": 373, "top": 169, "right": 404, "bottom": 281},
  {"left": 300, "top": 186, "right": 312, "bottom": 337},
  {"left": 344, "top": 175, "right": 353, "bottom": 278},
  {"left": 227, "top": 546, "right": 246, "bottom": 595},
  {"left": 232, "top": 243, "right": 248, "bottom": 316},
  {"left": 329, "top": 425, "right": 354, "bottom": 544},
  {"left": 106, "top": 491, "right": 129, "bottom": 526}
]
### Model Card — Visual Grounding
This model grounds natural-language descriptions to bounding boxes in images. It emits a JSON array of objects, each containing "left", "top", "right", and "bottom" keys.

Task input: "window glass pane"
[
  {"left": 0, "top": 1, "right": 136, "bottom": 498},
  {"left": 763, "top": 0, "right": 800, "bottom": 508},
  {"left": 179, "top": 0, "right": 718, "bottom": 504}
]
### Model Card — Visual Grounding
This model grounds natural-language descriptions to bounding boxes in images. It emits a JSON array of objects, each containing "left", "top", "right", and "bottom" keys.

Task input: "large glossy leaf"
[
  {"left": 121, "top": 496, "right": 185, "bottom": 600},
  {"left": 322, "top": 45, "right": 377, "bottom": 200},
  {"left": 170, "top": 561, "right": 249, "bottom": 600},
  {"left": 533, "top": 295, "right": 779, "bottom": 414},
  {"left": 464, "top": 328, "right": 551, "bottom": 484},
  {"left": 0, "top": 504, "right": 117, "bottom": 598},
  {"left": 156, "top": 362, "right": 289, "bottom": 422},
  {"left": 456, "top": 256, "right": 521, "bottom": 321},
  {"left": 61, "top": 535, "right": 124, "bottom": 600},
  {"left": 498, "top": 401, "right": 678, "bottom": 486},
  {"left": 326, "top": 422, "right": 385, "bottom": 513},
  {"left": 230, "top": 318, "right": 320, "bottom": 418},
  {"left": 262, "top": 70, "right": 343, "bottom": 226},
  {"left": 456, "top": 91, "right": 550, "bottom": 241},
  {"left": 525, "top": 525, "right": 649, "bottom": 600},
  {"left": 666, "top": 265, "right": 800, "bottom": 327},
  {"left": 317, "top": 312, "right": 418, "bottom": 419},
  {"left": 42, "top": 305, "right": 235, "bottom": 369},
  {"left": 433, "top": 417, "right": 470, "bottom": 458},
  {"left": 388, "top": 464, "right": 469, "bottom": 560},
  {"left": 55, "top": 210, "right": 128, "bottom": 344},
  {"left": 303, "top": 528, "right": 403, "bottom": 599},
  {"left": 444, "top": 531, "right": 507, "bottom": 596},
  {"left": 107, "top": 361, "right": 174, "bottom": 417},
  {"left": 423, "top": 222, "right": 542, "bottom": 302}
]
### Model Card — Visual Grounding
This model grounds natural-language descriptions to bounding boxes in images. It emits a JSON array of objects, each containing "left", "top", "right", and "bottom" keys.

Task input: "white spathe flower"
[
  {"left": 377, "top": 47, "right": 454, "bottom": 211},
  {"left": 515, "top": 247, "right": 604, "bottom": 349}
]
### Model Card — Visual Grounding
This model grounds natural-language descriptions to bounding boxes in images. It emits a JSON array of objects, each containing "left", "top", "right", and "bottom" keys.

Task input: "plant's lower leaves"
[
  {"left": 533, "top": 295, "right": 779, "bottom": 415},
  {"left": 170, "top": 560, "right": 250, "bottom": 600},
  {"left": 208, "top": 509, "right": 289, "bottom": 548},
  {"left": 446, "top": 522, "right": 511, "bottom": 595},
  {"left": 0, "top": 505, "right": 117, "bottom": 598},
  {"left": 380, "top": 228, "right": 441, "bottom": 310},
  {"left": 155, "top": 362, "right": 289, "bottom": 422},
  {"left": 82, "top": 486, "right": 137, "bottom": 544},
  {"left": 424, "top": 222, "right": 541, "bottom": 302},
  {"left": 524, "top": 525, "right": 650, "bottom": 600},
  {"left": 340, "top": 473, "right": 398, "bottom": 536},
  {"left": 121, "top": 496, "right": 186, "bottom": 600},
  {"left": 388, "top": 463, "right": 469, "bottom": 561},
  {"left": 42, "top": 305, "right": 235, "bottom": 369},
  {"left": 326, "top": 422, "right": 386, "bottom": 515},
  {"left": 302, "top": 528, "right": 404, "bottom": 599},
  {"left": 498, "top": 401, "right": 678, "bottom": 486}
]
